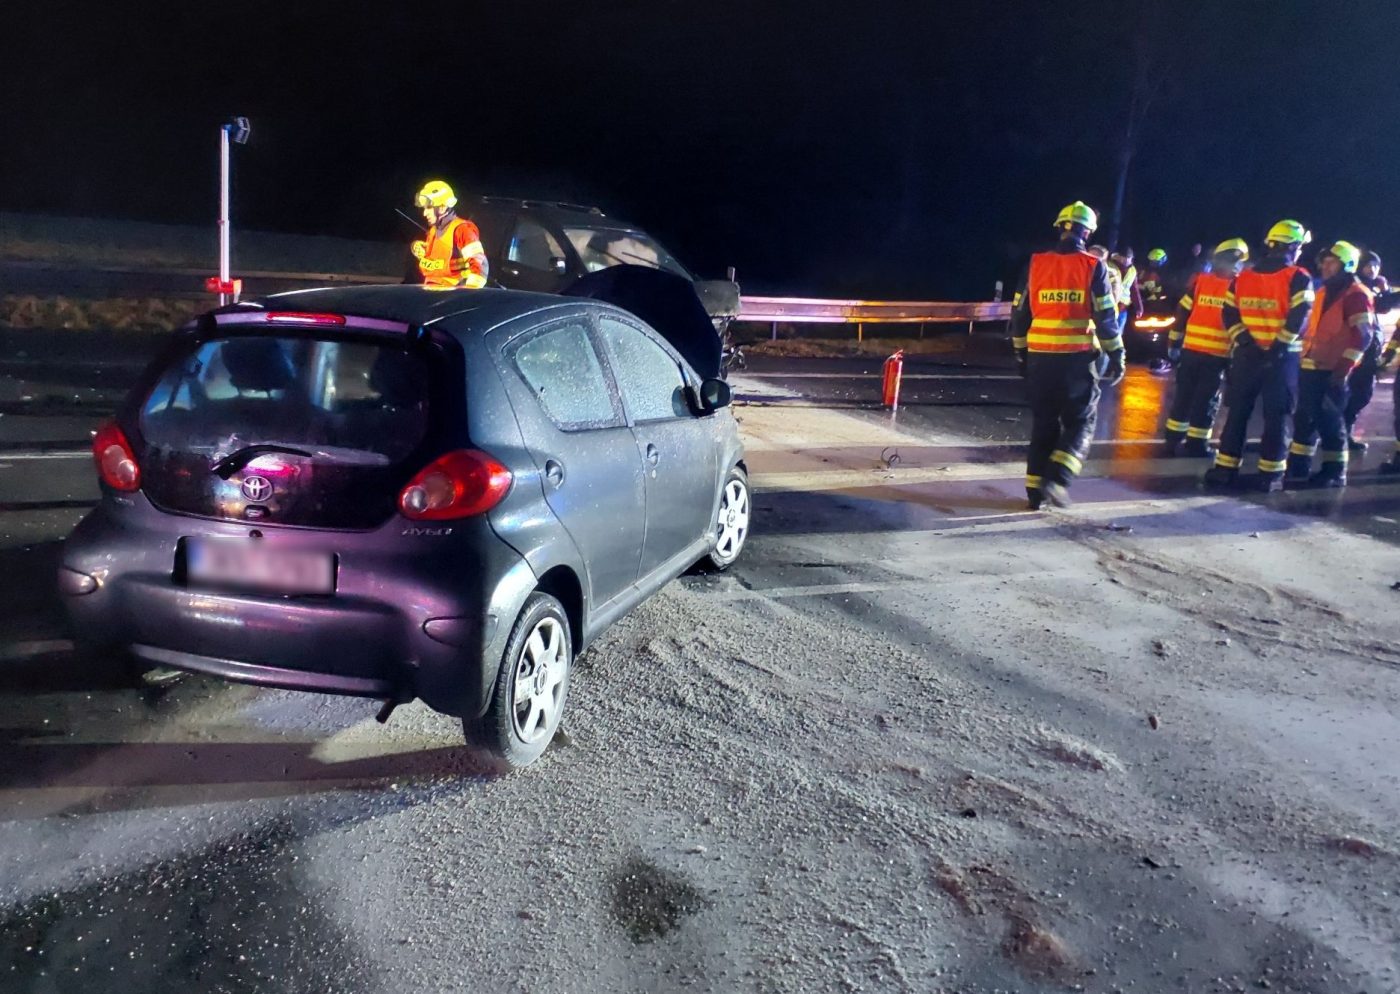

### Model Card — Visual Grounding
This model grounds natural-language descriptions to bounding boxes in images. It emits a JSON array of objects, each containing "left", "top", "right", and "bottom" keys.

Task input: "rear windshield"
[{"left": 139, "top": 336, "right": 431, "bottom": 462}]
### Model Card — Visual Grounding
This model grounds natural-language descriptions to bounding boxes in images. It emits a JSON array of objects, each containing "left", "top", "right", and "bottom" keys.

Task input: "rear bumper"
[
  {"left": 60, "top": 498, "right": 538, "bottom": 718},
  {"left": 131, "top": 644, "right": 396, "bottom": 698}
]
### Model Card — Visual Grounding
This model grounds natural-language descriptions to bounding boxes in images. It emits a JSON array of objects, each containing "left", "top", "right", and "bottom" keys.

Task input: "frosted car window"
[
  {"left": 512, "top": 322, "right": 617, "bottom": 428},
  {"left": 139, "top": 337, "right": 430, "bottom": 461},
  {"left": 597, "top": 317, "right": 689, "bottom": 422},
  {"left": 563, "top": 226, "right": 690, "bottom": 278}
]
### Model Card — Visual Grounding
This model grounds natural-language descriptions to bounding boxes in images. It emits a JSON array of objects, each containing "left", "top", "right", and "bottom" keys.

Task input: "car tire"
[
  {"left": 704, "top": 466, "right": 751, "bottom": 571},
  {"left": 464, "top": 591, "right": 573, "bottom": 770}
]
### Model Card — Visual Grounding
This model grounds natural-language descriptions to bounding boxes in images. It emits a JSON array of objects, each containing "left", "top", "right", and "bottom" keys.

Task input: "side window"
[
  {"left": 511, "top": 321, "right": 618, "bottom": 429},
  {"left": 506, "top": 216, "right": 566, "bottom": 273},
  {"left": 598, "top": 316, "right": 690, "bottom": 422}
]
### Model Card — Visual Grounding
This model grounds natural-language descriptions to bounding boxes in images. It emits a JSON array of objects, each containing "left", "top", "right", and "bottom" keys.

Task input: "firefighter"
[
  {"left": 1111, "top": 247, "right": 1143, "bottom": 336},
  {"left": 1203, "top": 220, "right": 1315, "bottom": 492},
  {"left": 1343, "top": 250, "right": 1390, "bottom": 451},
  {"left": 1010, "top": 201, "right": 1123, "bottom": 510},
  {"left": 1141, "top": 248, "right": 1170, "bottom": 306},
  {"left": 411, "top": 180, "right": 488, "bottom": 289},
  {"left": 1162, "top": 238, "right": 1249, "bottom": 457},
  {"left": 1285, "top": 241, "right": 1375, "bottom": 488}
]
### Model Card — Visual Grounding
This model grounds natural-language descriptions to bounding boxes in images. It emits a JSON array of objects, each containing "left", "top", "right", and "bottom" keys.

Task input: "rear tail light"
[
  {"left": 265, "top": 312, "right": 347, "bottom": 326},
  {"left": 92, "top": 420, "right": 141, "bottom": 491},
  {"left": 399, "top": 450, "right": 512, "bottom": 520}
]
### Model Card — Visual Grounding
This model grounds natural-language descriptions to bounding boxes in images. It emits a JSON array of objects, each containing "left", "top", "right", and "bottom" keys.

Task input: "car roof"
[{"left": 250, "top": 285, "right": 587, "bottom": 331}]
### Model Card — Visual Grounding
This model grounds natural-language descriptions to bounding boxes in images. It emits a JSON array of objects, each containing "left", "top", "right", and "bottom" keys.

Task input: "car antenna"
[{"left": 395, "top": 207, "right": 426, "bottom": 233}]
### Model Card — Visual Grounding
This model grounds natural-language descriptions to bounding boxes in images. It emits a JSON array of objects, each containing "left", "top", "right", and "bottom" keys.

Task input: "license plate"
[{"left": 186, "top": 539, "right": 335, "bottom": 595}]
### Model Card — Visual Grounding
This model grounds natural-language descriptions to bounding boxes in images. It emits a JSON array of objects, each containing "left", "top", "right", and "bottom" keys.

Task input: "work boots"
[
  {"left": 1026, "top": 487, "right": 1045, "bottom": 511},
  {"left": 1254, "top": 472, "right": 1285, "bottom": 493},
  {"left": 1379, "top": 454, "right": 1400, "bottom": 476},
  {"left": 1181, "top": 438, "right": 1216, "bottom": 459},
  {"left": 1202, "top": 465, "right": 1237, "bottom": 489},
  {"left": 1309, "top": 462, "right": 1347, "bottom": 488},
  {"left": 1040, "top": 480, "right": 1072, "bottom": 508},
  {"left": 1285, "top": 454, "right": 1312, "bottom": 484}
]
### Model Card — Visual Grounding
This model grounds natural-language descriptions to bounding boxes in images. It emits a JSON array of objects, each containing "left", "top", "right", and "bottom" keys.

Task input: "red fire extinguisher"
[{"left": 882, "top": 349, "right": 904, "bottom": 410}]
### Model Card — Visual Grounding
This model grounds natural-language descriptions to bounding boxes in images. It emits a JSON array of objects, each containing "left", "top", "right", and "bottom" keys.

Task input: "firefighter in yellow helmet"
[
  {"left": 1009, "top": 201, "right": 1123, "bottom": 509},
  {"left": 1203, "top": 220, "right": 1315, "bottom": 492},
  {"left": 411, "top": 180, "right": 488, "bottom": 289},
  {"left": 1161, "top": 238, "right": 1249, "bottom": 457}
]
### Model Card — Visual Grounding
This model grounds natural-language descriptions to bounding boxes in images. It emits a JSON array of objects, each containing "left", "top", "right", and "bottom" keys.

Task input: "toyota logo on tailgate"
[{"left": 241, "top": 476, "right": 273, "bottom": 502}]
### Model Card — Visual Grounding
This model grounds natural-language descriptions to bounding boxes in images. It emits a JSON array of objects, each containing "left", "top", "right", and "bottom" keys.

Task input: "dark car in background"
[
  {"left": 462, "top": 197, "right": 742, "bottom": 323},
  {"left": 61, "top": 284, "right": 749, "bottom": 769}
]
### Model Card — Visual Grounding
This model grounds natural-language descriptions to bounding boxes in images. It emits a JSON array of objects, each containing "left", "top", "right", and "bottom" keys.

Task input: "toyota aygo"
[{"left": 61, "top": 279, "right": 748, "bottom": 768}]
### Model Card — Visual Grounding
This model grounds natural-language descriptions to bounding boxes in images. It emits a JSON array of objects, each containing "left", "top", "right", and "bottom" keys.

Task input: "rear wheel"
[
  {"left": 464, "top": 592, "right": 573, "bottom": 770},
  {"left": 705, "top": 466, "right": 750, "bottom": 570}
]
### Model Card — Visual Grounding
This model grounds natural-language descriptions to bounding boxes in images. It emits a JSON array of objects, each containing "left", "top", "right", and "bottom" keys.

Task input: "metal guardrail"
[
  {"left": 735, "top": 295, "right": 1011, "bottom": 341},
  {"left": 1, "top": 260, "right": 1010, "bottom": 336}
]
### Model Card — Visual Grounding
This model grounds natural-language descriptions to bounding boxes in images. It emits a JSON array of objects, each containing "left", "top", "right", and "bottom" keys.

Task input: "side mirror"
[
  {"left": 699, "top": 378, "right": 732, "bottom": 411},
  {"left": 550, "top": 256, "right": 568, "bottom": 276}
]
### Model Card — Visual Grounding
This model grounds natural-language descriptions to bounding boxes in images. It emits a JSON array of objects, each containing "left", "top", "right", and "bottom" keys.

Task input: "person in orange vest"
[
  {"left": 1010, "top": 201, "right": 1123, "bottom": 510},
  {"left": 1162, "top": 239, "right": 1249, "bottom": 457},
  {"left": 410, "top": 180, "right": 488, "bottom": 289},
  {"left": 1343, "top": 249, "right": 1390, "bottom": 451},
  {"left": 1203, "top": 220, "right": 1316, "bottom": 492},
  {"left": 1285, "top": 241, "right": 1376, "bottom": 487}
]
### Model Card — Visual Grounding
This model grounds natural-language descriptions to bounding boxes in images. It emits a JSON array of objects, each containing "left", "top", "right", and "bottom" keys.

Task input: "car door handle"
[
  {"left": 645, "top": 444, "right": 660, "bottom": 466},
  {"left": 544, "top": 459, "right": 565, "bottom": 488}
]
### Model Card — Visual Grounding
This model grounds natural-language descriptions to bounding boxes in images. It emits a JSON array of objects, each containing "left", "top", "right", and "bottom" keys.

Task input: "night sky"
[{"left": 4, "top": 2, "right": 1398, "bottom": 298}]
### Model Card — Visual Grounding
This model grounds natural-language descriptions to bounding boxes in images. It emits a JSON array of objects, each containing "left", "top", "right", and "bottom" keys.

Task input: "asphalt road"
[{"left": 2, "top": 328, "right": 1399, "bottom": 992}]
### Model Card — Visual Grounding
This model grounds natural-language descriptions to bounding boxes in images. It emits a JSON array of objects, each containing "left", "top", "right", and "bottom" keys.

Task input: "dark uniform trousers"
[
  {"left": 1342, "top": 337, "right": 1380, "bottom": 433},
  {"left": 1165, "top": 351, "right": 1228, "bottom": 442},
  {"left": 1216, "top": 349, "right": 1299, "bottom": 473},
  {"left": 1288, "top": 370, "right": 1348, "bottom": 477},
  {"left": 1025, "top": 352, "right": 1100, "bottom": 489}
]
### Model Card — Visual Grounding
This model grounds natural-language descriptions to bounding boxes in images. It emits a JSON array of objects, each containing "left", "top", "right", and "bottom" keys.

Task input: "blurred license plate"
[{"left": 186, "top": 539, "right": 334, "bottom": 594}]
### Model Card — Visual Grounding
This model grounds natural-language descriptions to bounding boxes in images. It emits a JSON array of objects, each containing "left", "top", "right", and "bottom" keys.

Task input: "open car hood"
[{"left": 563, "top": 265, "right": 722, "bottom": 380}]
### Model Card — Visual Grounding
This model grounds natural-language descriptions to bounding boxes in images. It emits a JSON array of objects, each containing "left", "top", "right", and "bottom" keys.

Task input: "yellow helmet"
[
  {"left": 1213, "top": 238, "right": 1250, "bottom": 261},
  {"left": 1265, "top": 219, "right": 1310, "bottom": 247},
  {"left": 1054, "top": 201, "right": 1098, "bottom": 233},
  {"left": 415, "top": 180, "right": 457, "bottom": 209},
  {"left": 1327, "top": 240, "right": 1361, "bottom": 273}
]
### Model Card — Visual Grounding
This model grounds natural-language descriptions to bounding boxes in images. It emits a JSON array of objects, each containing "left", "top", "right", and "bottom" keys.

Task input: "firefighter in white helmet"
[{"left": 411, "top": 180, "right": 488, "bottom": 289}]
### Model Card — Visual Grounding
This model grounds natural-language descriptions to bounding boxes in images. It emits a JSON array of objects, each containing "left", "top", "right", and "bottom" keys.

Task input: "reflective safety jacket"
[
  {"left": 1301, "top": 276, "right": 1374, "bottom": 375},
  {"left": 1171, "top": 272, "right": 1231, "bottom": 357},
  {"left": 418, "top": 216, "right": 488, "bottom": 288},
  {"left": 1013, "top": 249, "right": 1119, "bottom": 353},
  {"left": 1224, "top": 263, "right": 1313, "bottom": 352}
]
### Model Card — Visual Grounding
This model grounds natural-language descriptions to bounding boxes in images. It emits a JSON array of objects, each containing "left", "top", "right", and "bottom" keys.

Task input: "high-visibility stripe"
[
  {"left": 1012, "top": 292, "right": 1024, "bottom": 307},
  {"left": 462, "top": 272, "right": 487, "bottom": 289},
  {"left": 1028, "top": 341, "right": 1096, "bottom": 353},
  {"left": 1257, "top": 458, "right": 1287, "bottom": 473},
  {"left": 1342, "top": 348, "right": 1362, "bottom": 361},
  {"left": 1228, "top": 324, "right": 1251, "bottom": 340},
  {"left": 1186, "top": 426, "right": 1211, "bottom": 439},
  {"left": 1030, "top": 318, "right": 1094, "bottom": 330},
  {"left": 1301, "top": 357, "right": 1317, "bottom": 370},
  {"left": 1093, "top": 294, "right": 1116, "bottom": 310},
  {"left": 1319, "top": 449, "right": 1348, "bottom": 464},
  {"left": 1183, "top": 323, "right": 1231, "bottom": 356},
  {"left": 1026, "top": 474, "right": 1043, "bottom": 489},
  {"left": 1289, "top": 441, "right": 1316, "bottom": 456},
  {"left": 1291, "top": 289, "right": 1314, "bottom": 308},
  {"left": 1050, "top": 449, "right": 1083, "bottom": 474},
  {"left": 461, "top": 240, "right": 484, "bottom": 258},
  {"left": 1214, "top": 452, "right": 1242, "bottom": 469},
  {"left": 1179, "top": 294, "right": 1194, "bottom": 310},
  {"left": 1347, "top": 312, "right": 1372, "bottom": 329},
  {"left": 1165, "top": 418, "right": 1189, "bottom": 433},
  {"left": 1098, "top": 334, "right": 1124, "bottom": 352},
  {"left": 1012, "top": 336, "right": 1028, "bottom": 349}
]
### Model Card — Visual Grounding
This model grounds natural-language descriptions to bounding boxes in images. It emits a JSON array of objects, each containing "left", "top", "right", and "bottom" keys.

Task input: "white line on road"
[
  {"left": 0, "top": 639, "right": 75, "bottom": 661},
  {"left": 741, "top": 372, "right": 1023, "bottom": 381},
  {"left": 0, "top": 450, "right": 90, "bottom": 461}
]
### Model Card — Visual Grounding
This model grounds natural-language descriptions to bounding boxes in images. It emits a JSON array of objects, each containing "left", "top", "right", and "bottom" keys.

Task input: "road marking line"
[
  {"left": 740, "top": 372, "right": 1022, "bottom": 381},
  {"left": 0, "top": 449, "right": 90, "bottom": 460},
  {"left": 0, "top": 639, "right": 75, "bottom": 661}
]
